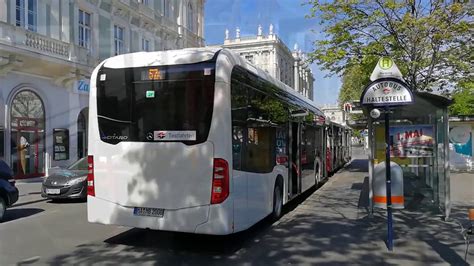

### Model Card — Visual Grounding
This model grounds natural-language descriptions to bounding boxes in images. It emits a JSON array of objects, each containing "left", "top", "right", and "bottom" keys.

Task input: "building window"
[
  {"left": 159, "top": 0, "right": 165, "bottom": 14},
  {"left": 78, "top": 10, "right": 91, "bottom": 49},
  {"left": 114, "top": 25, "right": 124, "bottom": 55},
  {"left": 186, "top": 3, "right": 193, "bottom": 32},
  {"left": 164, "top": 1, "right": 172, "bottom": 18},
  {"left": 142, "top": 38, "right": 150, "bottom": 52},
  {"left": 16, "top": 0, "right": 37, "bottom": 31},
  {"left": 245, "top": 55, "right": 254, "bottom": 64},
  {"left": 141, "top": 0, "right": 150, "bottom": 6}
]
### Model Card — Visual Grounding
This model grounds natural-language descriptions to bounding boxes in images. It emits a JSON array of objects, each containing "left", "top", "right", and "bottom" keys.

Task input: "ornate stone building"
[
  {"left": 0, "top": 0, "right": 205, "bottom": 178},
  {"left": 321, "top": 104, "right": 346, "bottom": 126},
  {"left": 210, "top": 25, "right": 314, "bottom": 100}
]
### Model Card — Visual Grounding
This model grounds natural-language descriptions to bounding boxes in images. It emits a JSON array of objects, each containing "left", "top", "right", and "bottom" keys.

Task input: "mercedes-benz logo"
[{"left": 146, "top": 133, "right": 154, "bottom": 141}]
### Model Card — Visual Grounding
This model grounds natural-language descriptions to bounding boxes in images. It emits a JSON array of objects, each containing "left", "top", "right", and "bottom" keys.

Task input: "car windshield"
[{"left": 67, "top": 157, "right": 88, "bottom": 171}]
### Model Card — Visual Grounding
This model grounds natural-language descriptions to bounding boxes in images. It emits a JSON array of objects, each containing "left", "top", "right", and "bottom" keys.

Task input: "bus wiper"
[{"left": 98, "top": 115, "right": 134, "bottom": 124}]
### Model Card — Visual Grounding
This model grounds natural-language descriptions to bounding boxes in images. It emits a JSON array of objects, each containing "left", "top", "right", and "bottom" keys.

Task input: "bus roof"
[{"left": 218, "top": 48, "right": 324, "bottom": 117}]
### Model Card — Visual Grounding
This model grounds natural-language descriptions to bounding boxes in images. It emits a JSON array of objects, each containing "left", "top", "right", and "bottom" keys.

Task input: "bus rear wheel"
[{"left": 272, "top": 183, "right": 283, "bottom": 220}]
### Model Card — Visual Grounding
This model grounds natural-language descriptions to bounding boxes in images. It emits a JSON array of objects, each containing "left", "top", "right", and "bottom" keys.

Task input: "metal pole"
[
  {"left": 384, "top": 107, "right": 393, "bottom": 251},
  {"left": 368, "top": 117, "right": 374, "bottom": 217}
]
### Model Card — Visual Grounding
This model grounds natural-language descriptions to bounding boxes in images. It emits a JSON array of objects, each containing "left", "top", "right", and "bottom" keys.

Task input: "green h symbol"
[{"left": 380, "top": 58, "right": 393, "bottom": 70}]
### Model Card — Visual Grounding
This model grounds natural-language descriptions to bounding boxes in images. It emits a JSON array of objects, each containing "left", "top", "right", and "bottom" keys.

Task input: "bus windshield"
[{"left": 96, "top": 62, "right": 216, "bottom": 145}]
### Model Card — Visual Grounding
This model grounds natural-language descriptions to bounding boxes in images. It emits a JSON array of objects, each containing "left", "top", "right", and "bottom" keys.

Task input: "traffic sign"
[{"left": 370, "top": 57, "right": 404, "bottom": 81}]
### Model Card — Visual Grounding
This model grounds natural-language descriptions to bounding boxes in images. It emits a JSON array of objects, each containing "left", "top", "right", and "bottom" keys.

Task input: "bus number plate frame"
[{"left": 133, "top": 207, "right": 165, "bottom": 218}]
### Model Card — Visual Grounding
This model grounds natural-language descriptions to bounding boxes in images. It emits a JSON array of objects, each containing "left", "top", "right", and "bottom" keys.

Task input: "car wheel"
[
  {"left": 0, "top": 197, "right": 6, "bottom": 222},
  {"left": 272, "top": 183, "right": 283, "bottom": 220}
]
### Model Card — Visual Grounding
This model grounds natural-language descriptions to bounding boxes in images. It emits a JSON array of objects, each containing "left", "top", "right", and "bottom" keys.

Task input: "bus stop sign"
[
  {"left": 360, "top": 78, "right": 414, "bottom": 107},
  {"left": 360, "top": 57, "right": 414, "bottom": 252}
]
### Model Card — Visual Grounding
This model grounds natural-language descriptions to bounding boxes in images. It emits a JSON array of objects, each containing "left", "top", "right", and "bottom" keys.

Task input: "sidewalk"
[
  {"left": 239, "top": 151, "right": 473, "bottom": 265},
  {"left": 13, "top": 175, "right": 46, "bottom": 207}
]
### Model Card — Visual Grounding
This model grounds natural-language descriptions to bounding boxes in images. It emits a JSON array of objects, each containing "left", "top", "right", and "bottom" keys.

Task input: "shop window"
[{"left": 10, "top": 90, "right": 45, "bottom": 178}]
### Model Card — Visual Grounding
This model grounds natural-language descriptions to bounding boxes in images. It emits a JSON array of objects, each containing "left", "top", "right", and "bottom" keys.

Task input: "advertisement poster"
[
  {"left": 449, "top": 125, "right": 472, "bottom": 156},
  {"left": 53, "top": 129, "right": 69, "bottom": 161},
  {"left": 390, "top": 125, "right": 434, "bottom": 158},
  {"left": 448, "top": 125, "right": 472, "bottom": 171}
]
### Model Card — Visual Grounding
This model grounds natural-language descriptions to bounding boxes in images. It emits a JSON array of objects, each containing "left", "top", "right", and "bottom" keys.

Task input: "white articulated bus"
[{"left": 87, "top": 48, "right": 332, "bottom": 235}]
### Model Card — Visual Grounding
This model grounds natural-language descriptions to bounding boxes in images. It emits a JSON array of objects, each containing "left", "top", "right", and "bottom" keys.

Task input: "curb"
[{"left": 15, "top": 177, "right": 45, "bottom": 184}]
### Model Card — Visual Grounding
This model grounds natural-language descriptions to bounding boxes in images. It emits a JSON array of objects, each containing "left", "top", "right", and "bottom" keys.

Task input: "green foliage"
[
  {"left": 352, "top": 129, "right": 361, "bottom": 138},
  {"left": 338, "top": 56, "right": 377, "bottom": 105},
  {"left": 306, "top": 0, "right": 473, "bottom": 92},
  {"left": 450, "top": 80, "right": 474, "bottom": 115},
  {"left": 259, "top": 98, "right": 288, "bottom": 124}
]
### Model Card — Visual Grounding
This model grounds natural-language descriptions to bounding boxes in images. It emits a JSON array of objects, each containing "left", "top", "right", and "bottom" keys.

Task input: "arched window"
[
  {"left": 187, "top": 3, "right": 194, "bottom": 32},
  {"left": 10, "top": 90, "right": 45, "bottom": 178}
]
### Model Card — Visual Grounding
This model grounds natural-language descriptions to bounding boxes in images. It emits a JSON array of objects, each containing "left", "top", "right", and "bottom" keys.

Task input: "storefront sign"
[
  {"left": 390, "top": 125, "right": 434, "bottom": 158},
  {"left": 75, "top": 80, "right": 90, "bottom": 94}
]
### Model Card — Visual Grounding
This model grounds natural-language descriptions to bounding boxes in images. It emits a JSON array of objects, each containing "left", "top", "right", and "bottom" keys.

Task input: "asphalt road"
[
  {"left": 0, "top": 180, "right": 283, "bottom": 265},
  {"left": 0, "top": 147, "right": 365, "bottom": 265},
  {"left": 0, "top": 183, "right": 127, "bottom": 265}
]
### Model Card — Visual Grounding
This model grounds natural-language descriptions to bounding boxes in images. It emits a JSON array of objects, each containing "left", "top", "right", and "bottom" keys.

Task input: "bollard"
[{"left": 373, "top": 162, "right": 404, "bottom": 209}]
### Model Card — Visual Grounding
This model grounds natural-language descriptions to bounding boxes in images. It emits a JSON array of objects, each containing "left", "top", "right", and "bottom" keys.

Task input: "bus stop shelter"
[{"left": 365, "top": 92, "right": 452, "bottom": 218}]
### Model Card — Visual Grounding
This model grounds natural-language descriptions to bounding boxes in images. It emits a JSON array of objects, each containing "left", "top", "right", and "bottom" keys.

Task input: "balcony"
[
  {"left": 0, "top": 21, "right": 94, "bottom": 67},
  {"left": 182, "top": 27, "right": 204, "bottom": 47},
  {"left": 161, "top": 16, "right": 179, "bottom": 34},
  {"left": 118, "top": 0, "right": 131, "bottom": 6},
  {"left": 138, "top": 3, "right": 155, "bottom": 20}
]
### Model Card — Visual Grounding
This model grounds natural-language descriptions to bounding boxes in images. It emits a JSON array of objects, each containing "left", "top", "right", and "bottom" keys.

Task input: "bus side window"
[
  {"left": 245, "top": 127, "right": 275, "bottom": 173},
  {"left": 232, "top": 126, "right": 244, "bottom": 170}
]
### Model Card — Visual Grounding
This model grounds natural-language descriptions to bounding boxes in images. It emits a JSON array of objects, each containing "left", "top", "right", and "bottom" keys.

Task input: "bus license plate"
[{"left": 133, "top": 207, "right": 164, "bottom": 218}]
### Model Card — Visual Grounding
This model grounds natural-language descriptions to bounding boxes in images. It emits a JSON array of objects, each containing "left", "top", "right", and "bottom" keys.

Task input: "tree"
[
  {"left": 338, "top": 56, "right": 377, "bottom": 105},
  {"left": 306, "top": 0, "right": 473, "bottom": 92},
  {"left": 449, "top": 79, "right": 474, "bottom": 115}
]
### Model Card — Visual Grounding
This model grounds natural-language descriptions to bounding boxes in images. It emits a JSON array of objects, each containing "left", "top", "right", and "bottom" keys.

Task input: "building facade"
[
  {"left": 321, "top": 104, "right": 346, "bottom": 125},
  {"left": 209, "top": 25, "right": 314, "bottom": 100},
  {"left": 0, "top": 0, "right": 204, "bottom": 178}
]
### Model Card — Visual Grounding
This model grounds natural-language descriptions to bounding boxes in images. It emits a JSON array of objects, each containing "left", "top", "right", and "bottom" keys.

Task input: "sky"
[{"left": 204, "top": 0, "right": 341, "bottom": 106}]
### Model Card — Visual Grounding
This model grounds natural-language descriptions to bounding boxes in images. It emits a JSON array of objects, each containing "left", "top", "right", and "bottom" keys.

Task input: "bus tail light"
[
  {"left": 211, "top": 158, "right": 229, "bottom": 204},
  {"left": 87, "top": 155, "right": 95, "bottom": 196}
]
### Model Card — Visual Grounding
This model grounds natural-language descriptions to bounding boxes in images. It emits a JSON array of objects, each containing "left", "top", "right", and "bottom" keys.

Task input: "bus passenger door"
[{"left": 289, "top": 122, "right": 300, "bottom": 197}]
